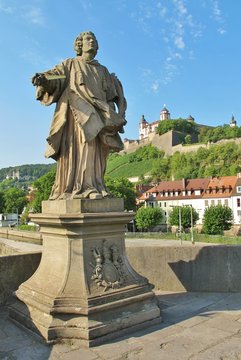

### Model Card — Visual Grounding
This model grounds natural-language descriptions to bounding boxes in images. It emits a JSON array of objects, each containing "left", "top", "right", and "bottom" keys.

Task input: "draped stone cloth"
[{"left": 36, "top": 57, "right": 126, "bottom": 200}]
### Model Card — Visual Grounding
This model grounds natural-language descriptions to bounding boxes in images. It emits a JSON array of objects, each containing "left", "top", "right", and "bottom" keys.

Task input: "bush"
[
  {"left": 135, "top": 207, "right": 163, "bottom": 231},
  {"left": 203, "top": 205, "right": 233, "bottom": 235},
  {"left": 169, "top": 206, "right": 199, "bottom": 229}
]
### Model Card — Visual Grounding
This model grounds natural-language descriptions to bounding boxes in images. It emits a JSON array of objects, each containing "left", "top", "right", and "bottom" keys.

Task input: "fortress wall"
[{"left": 123, "top": 132, "right": 241, "bottom": 157}]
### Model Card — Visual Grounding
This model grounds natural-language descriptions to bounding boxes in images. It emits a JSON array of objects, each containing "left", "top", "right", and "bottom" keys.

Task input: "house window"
[
  {"left": 224, "top": 199, "right": 229, "bottom": 206},
  {"left": 205, "top": 200, "right": 208, "bottom": 207},
  {"left": 211, "top": 200, "right": 215, "bottom": 205},
  {"left": 237, "top": 198, "right": 241, "bottom": 207},
  {"left": 238, "top": 210, "right": 241, "bottom": 217},
  {"left": 218, "top": 200, "right": 222, "bottom": 205},
  {"left": 237, "top": 186, "right": 241, "bottom": 193},
  {"left": 159, "top": 202, "right": 162, "bottom": 207},
  {"left": 164, "top": 202, "right": 167, "bottom": 207}
]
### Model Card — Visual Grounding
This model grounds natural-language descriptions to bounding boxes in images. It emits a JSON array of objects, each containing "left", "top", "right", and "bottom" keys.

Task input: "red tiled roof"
[
  {"left": 185, "top": 178, "right": 210, "bottom": 190},
  {"left": 138, "top": 176, "right": 239, "bottom": 201},
  {"left": 232, "top": 177, "right": 241, "bottom": 196},
  {"left": 203, "top": 176, "right": 237, "bottom": 198},
  {"left": 148, "top": 180, "right": 184, "bottom": 193}
]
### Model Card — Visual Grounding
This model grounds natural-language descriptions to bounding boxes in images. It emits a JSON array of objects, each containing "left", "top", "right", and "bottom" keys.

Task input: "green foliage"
[
  {"left": 0, "top": 179, "right": 17, "bottom": 191},
  {"left": 184, "top": 134, "right": 192, "bottom": 144},
  {"left": 128, "top": 144, "right": 164, "bottom": 163},
  {"left": 199, "top": 124, "right": 241, "bottom": 143},
  {"left": 20, "top": 203, "right": 31, "bottom": 224},
  {"left": 3, "top": 188, "right": 27, "bottom": 214},
  {"left": 107, "top": 141, "right": 241, "bottom": 182},
  {"left": 0, "top": 191, "right": 4, "bottom": 213},
  {"left": 19, "top": 224, "right": 37, "bottom": 231},
  {"left": 156, "top": 118, "right": 198, "bottom": 136},
  {"left": 169, "top": 206, "right": 199, "bottom": 229},
  {"left": 105, "top": 177, "right": 136, "bottom": 211},
  {"left": 203, "top": 205, "right": 233, "bottom": 235},
  {"left": 31, "top": 169, "right": 56, "bottom": 212},
  {"left": 0, "top": 164, "right": 54, "bottom": 183},
  {"left": 135, "top": 207, "right": 163, "bottom": 231}
]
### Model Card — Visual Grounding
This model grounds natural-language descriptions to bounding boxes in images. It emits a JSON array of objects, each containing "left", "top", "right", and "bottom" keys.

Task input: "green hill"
[
  {"left": 106, "top": 141, "right": 241, "bottom": 181},
  {"left": 0, "top": 163, "right": 55, "bottom": 183}
]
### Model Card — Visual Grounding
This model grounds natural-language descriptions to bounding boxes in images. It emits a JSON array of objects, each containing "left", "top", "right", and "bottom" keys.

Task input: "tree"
[
  {"left": 31, "top": 169, "right": 56, "bottom": 212},
  {"left": 3, "top": 187, "right": 27, "bottom": 214},
  {"left": 184, "top": 134, "right": 192, "bottom": 144},
  {"left": 169, "top": 206, "right": 199, "bottom": 229},
  {"left": 135, "top": 206, "right": 163, "bottom": 231},
  {"left": 0, "top": 191, "right": 4, "bottom": 213},
  {"left": 203, "top": 205, "right": 233, "bottom": 235},
  {"left": 156, "top": 118, "right": 198, "bottom": 136},
  {"left": 105, "top": 177, "right": 136, "bottom": 211}
]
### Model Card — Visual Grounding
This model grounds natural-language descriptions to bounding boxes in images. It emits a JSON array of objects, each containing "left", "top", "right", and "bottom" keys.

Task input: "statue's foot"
[
  {"left": 101, "top": 190, "right": 112, "bottom": 198},
  {"left": 89, "top": 192, "right": 102, "bottom": 199},
  {"left": 49, "top": 194, "right": 60, "bottom": 200},
  {"left": 73, "top": 189, "right": 103, "bottom": 199},
  {"left": 58, "top": 193, "right": 71, "bottom": 200}
]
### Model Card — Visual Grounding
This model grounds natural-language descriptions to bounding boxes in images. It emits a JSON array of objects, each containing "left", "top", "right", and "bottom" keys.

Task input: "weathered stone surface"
[
  {"left": 9, "top": 199, "right": 161, "bottom": 345},
  {"left": 42, "top": 198, "right": 124, "bottom": 214}
]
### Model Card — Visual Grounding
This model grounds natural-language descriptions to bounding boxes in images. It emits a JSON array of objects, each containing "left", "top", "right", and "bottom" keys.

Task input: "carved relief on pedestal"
[{"left": 90, "top": 240, "right": 125, "bottom": 292}]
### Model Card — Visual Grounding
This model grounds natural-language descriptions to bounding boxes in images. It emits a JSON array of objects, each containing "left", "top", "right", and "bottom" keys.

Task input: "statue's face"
[{"left": 82, "top": 34, "right": 98, "bottom": 55}]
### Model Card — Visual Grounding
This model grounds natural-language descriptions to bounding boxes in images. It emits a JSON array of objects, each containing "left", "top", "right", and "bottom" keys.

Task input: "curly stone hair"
[{"left": 74, "top": 31, "right": 99, "bottom": 56}]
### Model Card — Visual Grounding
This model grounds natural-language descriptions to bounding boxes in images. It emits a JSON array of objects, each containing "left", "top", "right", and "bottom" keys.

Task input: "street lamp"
[
  {"left": 184, "top": 204, "right": 194, "bottom": 245},
  {"left": 170, "top": 205, "right": 182, "bottom": 245},
  {"left": 190, "top": 205, "right": 194, "bottom": 245},
  {"left": 178, "top": 206, "right": 182, "bottom": 245},
  {"left": 12, "top": 208, "right": 18, "bottom": 229}
]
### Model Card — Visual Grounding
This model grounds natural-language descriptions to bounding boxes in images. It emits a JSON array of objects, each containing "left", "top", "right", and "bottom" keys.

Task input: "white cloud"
[
  {"left": 0, "top": 0, "right": 15, "bottom": 13},
  {"left": 133, "top": 0, "right": 226, "bottom": 92},
  {"left": 0, "top": 1, "right": 45, "bottom": 26},
  {"left": 174, "top": 36, "right": 185, "bottom": 49},
  {"left": 79, "top": 0, "right": 93, "bottom": 10},
  {"left": 210, "top": 0, "right": 226, "bottom": 35},
  {"left": 24, "top": 7, "right": 45, "bottom": 26},
  {"left": 173, "top": 0, "right": 187, "bottom": 16},
  {"left": 217, "top": 27, "right": 226, "bottom": 35},
  {"left": 151, "top": 81, "right": 160, "bottom": 93}
]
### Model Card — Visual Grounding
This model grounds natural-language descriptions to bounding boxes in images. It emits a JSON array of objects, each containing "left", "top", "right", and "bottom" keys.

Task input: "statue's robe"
[{"left": 36, "top": 57, "right": 126, "bottom": 199}]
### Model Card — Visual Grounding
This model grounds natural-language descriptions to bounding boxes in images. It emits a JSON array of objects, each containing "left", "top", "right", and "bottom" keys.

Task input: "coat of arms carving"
[{"left": 90, "top": 241, "right": 125, "bottom": 291}]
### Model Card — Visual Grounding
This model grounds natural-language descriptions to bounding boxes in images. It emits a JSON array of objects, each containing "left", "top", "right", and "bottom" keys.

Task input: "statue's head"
[{"left": 74, "top": 31, "right": 99, "bottom": 57}]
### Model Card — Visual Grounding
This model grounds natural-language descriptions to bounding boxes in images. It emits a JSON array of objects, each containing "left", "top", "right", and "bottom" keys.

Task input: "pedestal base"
[{"left": 9, "top": 199, "right": 161, "bottom": 346}]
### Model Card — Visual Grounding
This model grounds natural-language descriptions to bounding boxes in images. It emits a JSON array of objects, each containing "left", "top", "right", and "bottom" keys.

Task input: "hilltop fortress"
[{"left": 122, "top": 106, "right": 239, "bottom": 156}]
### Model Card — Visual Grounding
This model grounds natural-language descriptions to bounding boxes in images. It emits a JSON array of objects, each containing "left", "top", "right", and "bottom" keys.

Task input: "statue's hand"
[{"left": 32, "top": 73, "right": 47, "bottom": 87}]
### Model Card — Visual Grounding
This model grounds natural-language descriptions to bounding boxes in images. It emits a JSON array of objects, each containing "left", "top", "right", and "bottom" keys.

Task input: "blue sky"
[{"left": 0, "top": 0, "right": 240, "bottom": 168}]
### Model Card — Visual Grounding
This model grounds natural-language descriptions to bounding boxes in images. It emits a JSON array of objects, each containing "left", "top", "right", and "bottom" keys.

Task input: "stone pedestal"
[{"left": 9, "top": 199, "right": 161, "bottom": 346}]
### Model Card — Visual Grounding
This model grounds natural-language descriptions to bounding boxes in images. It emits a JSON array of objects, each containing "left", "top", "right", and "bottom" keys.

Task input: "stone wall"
[
  {"left": 123, "top": 133, "right": 241, "bottom": 157},
  {"left": 0, "top": 228, "right": 42, "bottom": 245},
  {"left": 126, "top": 244, "right": 241, "bottom": 292},
  {"left": 2, "top": 240, "right": 241, "bottom": 305},
  {"left": 0, "top": 252, "right": 41, "bottom": 305}
]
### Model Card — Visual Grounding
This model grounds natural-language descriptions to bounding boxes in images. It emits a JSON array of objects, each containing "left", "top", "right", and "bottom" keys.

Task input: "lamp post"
[
  {"left": 179, "top": 206, "right": 182, "bottom": 245},
  {"left": 170, "top": 205, "right": 182, "bottom": 245},
  {"left": 190, "top": 205, "right": 194, "bottom": 244},
  {"left": 12, "top": 208, "right": 18, "bottom": 229},
  {"left": 184, "top": 204, "right": 194, "bottom": 245}
]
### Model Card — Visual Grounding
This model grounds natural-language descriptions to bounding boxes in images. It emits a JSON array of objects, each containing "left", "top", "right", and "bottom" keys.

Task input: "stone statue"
[{"left": 32, "top": 31, "right": 127, "bottom": 200}]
